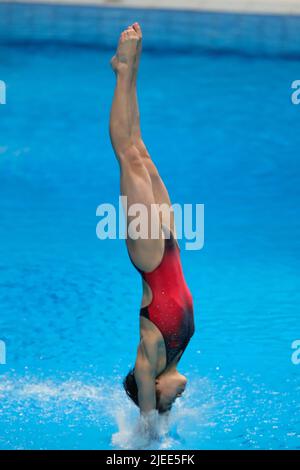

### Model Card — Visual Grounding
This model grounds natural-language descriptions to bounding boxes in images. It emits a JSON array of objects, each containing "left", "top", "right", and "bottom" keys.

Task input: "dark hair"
[
  {"left": 123, "top": 369, "right": 139, "bottom": 407},
  {"left": 123, "top": 369, "right": 169, "bottom": 414}
]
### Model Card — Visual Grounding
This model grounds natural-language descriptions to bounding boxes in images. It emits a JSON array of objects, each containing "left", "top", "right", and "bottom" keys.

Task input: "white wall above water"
[
  {"left": 3, "top": 0, "right": 300, "bottom": 15},
  {"left": 1, "top": 1, "right": 300, "bottom": 58}
]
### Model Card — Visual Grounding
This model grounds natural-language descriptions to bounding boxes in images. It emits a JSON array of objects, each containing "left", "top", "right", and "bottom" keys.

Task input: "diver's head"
[
  {"left": 123, "top": 369, "right": 187, "bottom": 413},
  {"left": 155, "top": 370, "right": 187, "bottom": 413}
]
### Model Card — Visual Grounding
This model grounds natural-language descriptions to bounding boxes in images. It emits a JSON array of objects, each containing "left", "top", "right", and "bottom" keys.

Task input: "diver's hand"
[{"left": 138, "top": 410, "right": 160, "bottom": 442}]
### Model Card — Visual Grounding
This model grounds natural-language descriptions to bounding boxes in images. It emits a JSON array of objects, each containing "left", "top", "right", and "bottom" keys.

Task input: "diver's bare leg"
[
  {"left": 130, "top": 23, "right": 175, "bottom": 234},
  {"left": 109, "top": 27, "right": 163, "bottom": 272}
]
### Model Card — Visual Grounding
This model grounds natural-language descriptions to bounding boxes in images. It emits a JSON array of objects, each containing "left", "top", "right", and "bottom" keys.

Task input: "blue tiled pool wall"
[{"left": 0, "top": 2, "right": 300, "bottom": 57}]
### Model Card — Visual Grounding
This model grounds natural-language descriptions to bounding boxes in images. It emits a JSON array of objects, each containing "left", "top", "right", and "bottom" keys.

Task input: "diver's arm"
[
  {"left": 135, "top": 356, "right": 156, "bottom": 413},
  {"left": 134, "top": 339, "right": 160, "bottom": 439},
  {"left": 134, "top": 337, "right": 158, "bottom": 414}
]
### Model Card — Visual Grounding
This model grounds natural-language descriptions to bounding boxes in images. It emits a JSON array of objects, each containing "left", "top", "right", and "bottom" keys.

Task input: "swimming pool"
[{"left": 0, "top": 2, "right": 300, "bottom": 450}]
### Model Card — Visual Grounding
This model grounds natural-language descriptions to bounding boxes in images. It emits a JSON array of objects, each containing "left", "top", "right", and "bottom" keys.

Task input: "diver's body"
[{"left": 109, "top": 23, "right": 195, "bottom": 424}]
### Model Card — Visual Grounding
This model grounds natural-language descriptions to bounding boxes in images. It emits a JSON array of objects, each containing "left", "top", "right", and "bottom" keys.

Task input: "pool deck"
[{"left": 4, "top": 0, "right": 300, "bottom": 15}]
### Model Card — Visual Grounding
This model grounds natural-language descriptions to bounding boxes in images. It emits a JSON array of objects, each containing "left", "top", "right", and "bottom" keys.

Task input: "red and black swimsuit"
[{"left": 132, "top": 225, "right": 195, "bottom": 370}]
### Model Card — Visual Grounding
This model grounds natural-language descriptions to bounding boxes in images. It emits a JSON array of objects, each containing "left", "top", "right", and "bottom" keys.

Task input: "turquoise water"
[{"left": 0, "top": 5, "right": 300, "bottom": 450}]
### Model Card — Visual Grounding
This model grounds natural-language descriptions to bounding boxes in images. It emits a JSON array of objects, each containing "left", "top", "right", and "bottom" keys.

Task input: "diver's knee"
[{"left": 119, "top": 144, "right": 145, "bottom": 173}]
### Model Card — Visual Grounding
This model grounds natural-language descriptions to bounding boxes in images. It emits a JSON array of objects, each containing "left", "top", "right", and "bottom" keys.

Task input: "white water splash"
[
  {"left": 109, "top": 377, "right": 216, "bottom": 450},
  {"left": 111, "top": 408, "right": 174, "bottom": 450},
  {"left": 0, "top": 374, "right": 216, "bottom": 450}
]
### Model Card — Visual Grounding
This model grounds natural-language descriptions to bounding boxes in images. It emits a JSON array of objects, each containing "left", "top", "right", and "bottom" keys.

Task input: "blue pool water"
[{"left": 0, "top": 4, "right": 300, "bottom": 450}]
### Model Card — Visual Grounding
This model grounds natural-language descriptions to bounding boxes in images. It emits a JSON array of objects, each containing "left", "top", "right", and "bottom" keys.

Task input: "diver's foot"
[
  {"left": 110, "top": 25, "right": 139, "bottom": 78},
  {"left": 132, "top": 22, "right": 142, "bottom": 73}
]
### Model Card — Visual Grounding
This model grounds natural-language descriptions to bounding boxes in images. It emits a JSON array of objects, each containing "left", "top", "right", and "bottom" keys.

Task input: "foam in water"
[
  {"left": 109, "top": 377, "right": 216, "bottom": 449},
  {"left": 0, "top": 374, "right": 215, "bottom": 450},
  {"left": 111, "top": 409, "right": 175, "bottom": 450},
  {"left": 1, "top": 371, "right": 298, "bottom": 449}
]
